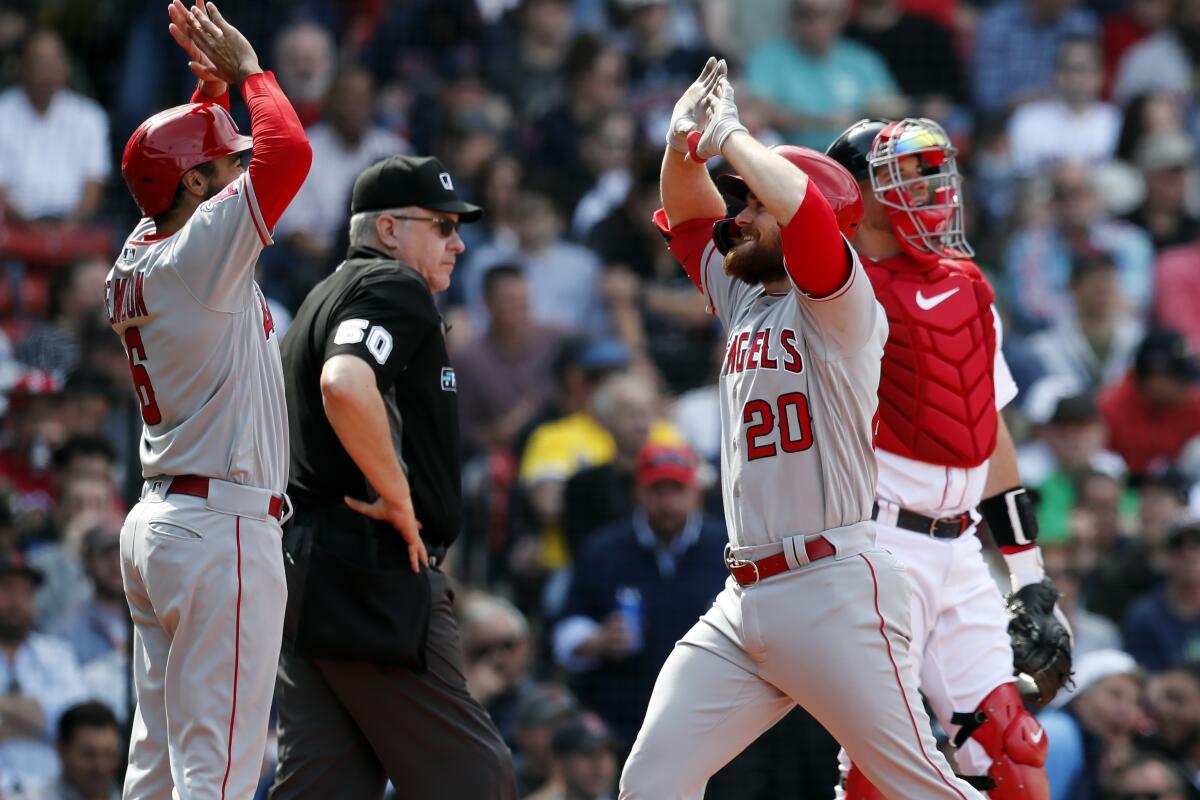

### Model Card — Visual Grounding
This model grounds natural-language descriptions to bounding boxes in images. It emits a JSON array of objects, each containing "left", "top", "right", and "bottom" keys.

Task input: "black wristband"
[{"left": 979, "top": 486, "right": 1038, "bottom": 549}]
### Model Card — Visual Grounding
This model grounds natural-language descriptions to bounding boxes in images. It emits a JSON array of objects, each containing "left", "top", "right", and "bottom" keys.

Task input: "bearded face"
[
  {"left": 722, "top": 218, "right": 787, "bottom": 285},
  {"left": 0, "top": 574, "right": 35, "bottom": 644}
]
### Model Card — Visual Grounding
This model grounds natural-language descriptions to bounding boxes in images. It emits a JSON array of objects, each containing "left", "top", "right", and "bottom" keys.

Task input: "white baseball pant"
[
  {"left": 837, "top": 518, "right": 1017, "bottom": 785},
  {"left": 619, "top": 521, "right": 983, "bottom": 800},
  {"left": 120, "top": 479, "right": 287, "bottom": 800}
]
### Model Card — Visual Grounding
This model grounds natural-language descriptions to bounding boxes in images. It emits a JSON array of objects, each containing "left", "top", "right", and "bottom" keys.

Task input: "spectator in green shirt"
[{"left": 744, "top": 0, "right": 905, "bottom": 150}]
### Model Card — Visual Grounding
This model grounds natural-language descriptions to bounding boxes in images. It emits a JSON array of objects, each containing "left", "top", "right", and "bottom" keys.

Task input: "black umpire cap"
[{"left": 351, "top": 155, "right": 483, "bottom": 222}]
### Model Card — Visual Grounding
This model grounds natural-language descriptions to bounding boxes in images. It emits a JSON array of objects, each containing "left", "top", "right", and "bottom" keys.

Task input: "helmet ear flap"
[{"left": 713, "top": 218, "right": 742, "bottom": 255}]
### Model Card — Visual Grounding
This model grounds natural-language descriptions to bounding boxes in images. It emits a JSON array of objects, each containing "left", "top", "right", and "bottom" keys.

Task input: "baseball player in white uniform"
[
  {"left": 107, "top": 3, "right": 311, "bottom": 798},
  {"left": 825, "top": 118, "right": 1070, "bottom": 798},
  {"left": 618, "top": 60, "right": 983, "bottom": 800}
]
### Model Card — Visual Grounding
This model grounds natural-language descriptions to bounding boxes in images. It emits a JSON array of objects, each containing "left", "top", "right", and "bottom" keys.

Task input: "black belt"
[{"left": 872, "top": 503, "right": 972, "bottom": 539}]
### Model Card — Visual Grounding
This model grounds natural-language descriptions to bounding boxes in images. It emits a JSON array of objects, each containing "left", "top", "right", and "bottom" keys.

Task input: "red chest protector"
[{"left": 866, "top": 254, "right": 997, "bottom": 468}]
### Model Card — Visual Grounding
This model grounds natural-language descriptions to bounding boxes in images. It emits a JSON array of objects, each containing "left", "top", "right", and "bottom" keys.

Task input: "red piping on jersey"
[
  {"left": 128, "top": 230, "right": 176, "bottom": 245},
  {"left": 859, "top": 552, "right": 971, "bottom": 800},
  {"left": 240, "top": 72, "right": 311, "bottom": 231},
  {"left": 806, "top": 259, "right": 856, "bottom": 302},
  {"left": 220, "top": 516, "right": 244, "bottom": 800},
  {"left": 246, "top": 198, "right": 270, "bottom": 247}
]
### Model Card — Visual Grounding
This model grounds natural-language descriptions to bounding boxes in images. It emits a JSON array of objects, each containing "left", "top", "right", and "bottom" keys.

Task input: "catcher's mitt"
[{"left": 1007, "top": 579, "right": 1073, "bottom": 706}]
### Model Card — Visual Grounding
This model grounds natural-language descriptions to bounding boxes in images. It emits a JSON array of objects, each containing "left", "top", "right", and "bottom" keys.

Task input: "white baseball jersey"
[
  {"left": 657, "top": 210, "right": 888, "bottom": 548},
  {"left": 106, "top": 172, "right": 287, "bottom": 492}
]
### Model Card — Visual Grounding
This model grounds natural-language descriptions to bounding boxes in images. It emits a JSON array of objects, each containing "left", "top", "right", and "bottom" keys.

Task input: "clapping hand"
[
  {"left": 667, "top": 57, "right": 726, "bottom": 155},
  {"left": 167, "top": 1, "right": 261, "bottom": 88},
  {"left": 690, "top": 77, "right": 749, "bottom": 163}
]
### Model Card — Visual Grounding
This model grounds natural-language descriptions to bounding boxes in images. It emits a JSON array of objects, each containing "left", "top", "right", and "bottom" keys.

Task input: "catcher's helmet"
[
  {"left": 121, "top": 103, "right": 253, "bottom": 218},
  {"left": 715, "top": 145, "right": 864, "bottom": 238},
  {"left": 827, "top": 117, "right": 973, "bottom": 261},
  {"left": 825, "top": 119, "right": 887, "bottom": 182}
]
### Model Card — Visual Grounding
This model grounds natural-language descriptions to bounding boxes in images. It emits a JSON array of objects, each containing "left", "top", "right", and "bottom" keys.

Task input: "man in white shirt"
[
  {"left": 1006, "top": 37, "right": 1119, "bottom": 176},
  {"left": 0, "top": 552, "right": 88, "bottom": 796},
  {"left": 273, "top": 67, "right": 409, "bottom": 284},
  {"left": 0, "top": 31, "right": 109, "bottom": 223}
]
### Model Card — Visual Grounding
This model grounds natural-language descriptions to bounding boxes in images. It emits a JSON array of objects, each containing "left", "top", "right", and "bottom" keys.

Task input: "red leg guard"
[
  {"left": 962, "top": 683, "right": 1050, "bottom": 800},
  {"left": 843, "top": 764, "right": 888, "bottom": 800}
]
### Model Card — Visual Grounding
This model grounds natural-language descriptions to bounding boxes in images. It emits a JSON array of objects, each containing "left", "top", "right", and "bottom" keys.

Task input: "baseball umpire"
[
  {"left": 109, "top": 2, "right": 310, "bottom": 798},
  {"left": 271, "top": 155, "right": 517, "bottom": 800},
  {"left": 618, "top": 59, "right": 983, "bottom": 800}
]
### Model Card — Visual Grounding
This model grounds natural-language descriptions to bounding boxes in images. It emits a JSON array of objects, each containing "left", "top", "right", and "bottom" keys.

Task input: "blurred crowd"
[{"left": 0, "top": 0, "right": 1198, "bottom": 797}]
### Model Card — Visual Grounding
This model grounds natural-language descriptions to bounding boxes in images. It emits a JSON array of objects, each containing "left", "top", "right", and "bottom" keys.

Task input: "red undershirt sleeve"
[
  {"left": 652, "top": 208, "right": 723, "bottom": 293},
  {"left": 189, "top": 84, "right": 231, "bottom": 111},
  {"left": 239, "top": 71, "right": 312, "bottom": 231},
  {"left": 779, "top": 182, "right": 851, "bottom": 299}
]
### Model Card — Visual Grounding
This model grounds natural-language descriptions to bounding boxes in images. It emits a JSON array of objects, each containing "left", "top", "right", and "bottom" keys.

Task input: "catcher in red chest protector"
[{"left": 826, "top": 118, "right": 1073, "bottom": 799}]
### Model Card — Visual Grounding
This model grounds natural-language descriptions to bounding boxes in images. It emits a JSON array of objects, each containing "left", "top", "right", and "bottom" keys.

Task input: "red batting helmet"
[
  {"left": 121, "top": 102, "right": 253, "bottom": 218},
  {"left": 715, "top": 145, "right": 864, "bottom": 237}
]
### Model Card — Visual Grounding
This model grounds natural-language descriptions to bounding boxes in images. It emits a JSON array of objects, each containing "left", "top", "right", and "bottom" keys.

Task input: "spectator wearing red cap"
[
  {"left": 552, "top": 443, "right": 727, "bottom": 742},
  {"left": 0, "top": 370, "right": 64, "bottom": 515}
]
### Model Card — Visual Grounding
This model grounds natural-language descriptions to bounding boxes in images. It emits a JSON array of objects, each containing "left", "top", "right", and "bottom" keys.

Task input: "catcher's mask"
[{"left": 868, "top": 118, "right": 972, "bottom": 262}]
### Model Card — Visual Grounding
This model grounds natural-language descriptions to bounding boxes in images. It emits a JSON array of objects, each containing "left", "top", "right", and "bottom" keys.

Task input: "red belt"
[
  {"left": 725, "top": 536, "right": 836, "bottom": 587},
  {"left": 167, "top": 475, "right": 285, "bottom": 521}
]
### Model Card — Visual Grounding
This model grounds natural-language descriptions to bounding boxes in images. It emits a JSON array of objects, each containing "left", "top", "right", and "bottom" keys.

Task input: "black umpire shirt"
[{"left": 283, "top": 245, "right": 461, "bottom": 548}]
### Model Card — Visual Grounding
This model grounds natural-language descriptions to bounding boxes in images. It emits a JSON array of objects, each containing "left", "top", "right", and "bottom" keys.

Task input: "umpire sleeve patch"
[{"left": 335, "top": 319, "right": 394, "bottom": 366}]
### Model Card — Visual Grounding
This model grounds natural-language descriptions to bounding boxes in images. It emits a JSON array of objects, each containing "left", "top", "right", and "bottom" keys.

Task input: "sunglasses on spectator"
[
  {"left": 385, "top": 214, "right": 460, "bottom": 238},
  {"left": 468, "top": 637, "right": 523, "bottom": 660}
]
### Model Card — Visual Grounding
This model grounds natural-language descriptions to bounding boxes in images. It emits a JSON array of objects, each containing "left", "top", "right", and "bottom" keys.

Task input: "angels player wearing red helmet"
[
  {"left": 108, "top": 3, "right": 311, "bottom": 798},
  {"left": 826, "top": 118, "right": 1067, "bottom": 799},
  {"left": 618, "top": 61, "right": 983, "bottom": 800}
]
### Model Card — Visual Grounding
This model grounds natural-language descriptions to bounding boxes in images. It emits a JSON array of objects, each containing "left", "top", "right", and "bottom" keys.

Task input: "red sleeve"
[
  {"left": 653, "top": 208, "right": 722, "bottom": 293},
  {"left": 779, "top": 183, "right": 851, "bottom": 298},
  {"left": 189, "top": 83, "right": 231, "bottom": 112},
  {"left": 240, "top": 71, "right": 312, "bottom": 231}
]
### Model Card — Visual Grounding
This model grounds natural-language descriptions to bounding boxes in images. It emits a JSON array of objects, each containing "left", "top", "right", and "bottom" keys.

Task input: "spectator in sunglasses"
[
  {"left": 1104, "top": 751, "right": 1189, "bottom": 800},
  {"left": 459, "top": 591, "right": 534, "bottom": 743}
]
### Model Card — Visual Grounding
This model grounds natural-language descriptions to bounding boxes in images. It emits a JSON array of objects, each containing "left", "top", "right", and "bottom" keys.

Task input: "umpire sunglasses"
[{"left": 385, "top": 213, "right": 460, "bottom": 238}]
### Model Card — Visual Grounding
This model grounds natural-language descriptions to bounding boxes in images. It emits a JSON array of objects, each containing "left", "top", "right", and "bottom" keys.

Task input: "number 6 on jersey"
[{"left": 124, "top": 326, "right": 162, "bottom": 425}]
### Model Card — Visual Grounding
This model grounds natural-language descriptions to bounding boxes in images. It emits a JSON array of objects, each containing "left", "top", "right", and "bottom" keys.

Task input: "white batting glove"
[
  {"left": 692, "top": 77, "right": 749, "bottom": 163},
  {"left": 666, "top": 57, "right": 726, "bottom": 154}
]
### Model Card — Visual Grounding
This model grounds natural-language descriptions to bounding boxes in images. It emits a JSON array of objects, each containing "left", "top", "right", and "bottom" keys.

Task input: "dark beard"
[
  {"left": 0, "top": 618, "right": 30, "bottom": 644},
  {"left": 723, "top": 232, "right": 787, "bottom": 285}
]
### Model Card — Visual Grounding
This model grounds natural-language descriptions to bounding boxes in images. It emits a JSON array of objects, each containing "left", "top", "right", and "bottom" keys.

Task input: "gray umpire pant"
[{"left": 270, "top": 569, "right": 517, "bottom": 800}]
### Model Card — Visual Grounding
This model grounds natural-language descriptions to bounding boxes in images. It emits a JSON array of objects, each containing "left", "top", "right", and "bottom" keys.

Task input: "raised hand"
[
  {"left": 666, "top": 57, "right": 726, "bottom": 154},
  {"left": 168, "top": 0, "right": 224, "bottom": 94},
  {"left": 167, "top": 1, "right": 261, "bottom": 86},
  {"left": 691, "top": 77, "right": 749, "bottom": 163}
]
